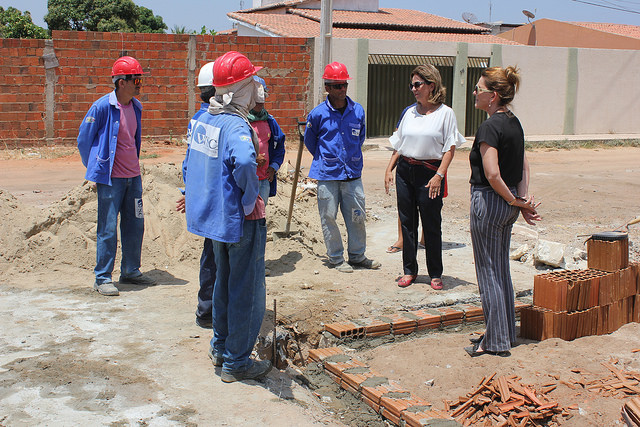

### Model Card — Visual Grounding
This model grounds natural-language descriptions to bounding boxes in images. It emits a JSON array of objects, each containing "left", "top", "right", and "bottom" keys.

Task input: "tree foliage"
[
  {"left": 44, "top": 0, "right": 167, "bottom": 33},
  {"left": 0, "top": 6, "right": 49, "bottom": 39}
]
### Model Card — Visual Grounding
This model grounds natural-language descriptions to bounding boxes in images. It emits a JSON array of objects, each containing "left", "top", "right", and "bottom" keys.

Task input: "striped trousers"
[{"left": 470, "top": 185, "right": 520, "bottom": 352}]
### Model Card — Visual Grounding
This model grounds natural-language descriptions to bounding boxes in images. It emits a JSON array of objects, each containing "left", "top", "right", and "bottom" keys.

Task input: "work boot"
[
  {"left": 221, "top": 359, "right": 272, "bottom": 383},
  {"left": 207, "top": 347, "right": 224, "bottom": 367},
  {"left": 93, "top": 281, "right": 119, "bottom": 296},
  {"left": 349, "top": 257, "right": 381, "bottom": 270},
  {"left": 119, "top": 273, "right": 157, "bottom": 286},
  {"left": 333, "top": 261, "right": 354, "bottom": 273},
  {"left": 196, "top": 315, "right": 212, "bottom": 329}
]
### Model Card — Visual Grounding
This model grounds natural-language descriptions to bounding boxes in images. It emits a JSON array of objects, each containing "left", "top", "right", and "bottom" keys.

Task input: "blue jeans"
[
  {"left": 259, "top": 179, "right": 270, "bottom": 206},
  {"left": 317, "top": 179, "right": 367, "bottom": 265},
  {"left": 196, "top": 238, "right": 215, "bottom": 320},
  {"left": 95, "top": 176, "right": 144, "bottom": 284},
  {"left": 211, "top": 218, "right": 267, "bottom": 373}
]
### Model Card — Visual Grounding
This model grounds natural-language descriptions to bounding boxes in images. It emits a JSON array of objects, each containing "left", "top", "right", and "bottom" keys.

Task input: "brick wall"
[{"left": 0, "top": 31, "right": 313, "bottom": 147}]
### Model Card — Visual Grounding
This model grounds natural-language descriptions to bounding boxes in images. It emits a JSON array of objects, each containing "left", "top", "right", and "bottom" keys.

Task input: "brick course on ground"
[{"left": 0, "top": 31, "right": 313, "bottom": 147}]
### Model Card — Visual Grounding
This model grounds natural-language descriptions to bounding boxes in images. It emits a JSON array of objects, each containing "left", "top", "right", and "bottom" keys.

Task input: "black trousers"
[{"left": 396, "top": 157, "right": 443, "bottom": 278}]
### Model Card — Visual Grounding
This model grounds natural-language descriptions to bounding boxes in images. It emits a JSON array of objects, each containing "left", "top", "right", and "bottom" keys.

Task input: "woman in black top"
[{"left": 465, "top": 66, "right": 540, "bottom": 357}]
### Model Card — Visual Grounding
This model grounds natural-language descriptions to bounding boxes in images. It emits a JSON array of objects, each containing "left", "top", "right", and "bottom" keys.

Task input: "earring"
[{"left": 488, "top": 101, "right": 492, "bottom": 108}]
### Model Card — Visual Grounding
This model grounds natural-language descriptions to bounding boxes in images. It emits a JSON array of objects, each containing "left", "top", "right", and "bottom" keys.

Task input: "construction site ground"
[{"left": 1, "top": 137, "right": 640, "bottom": 426}]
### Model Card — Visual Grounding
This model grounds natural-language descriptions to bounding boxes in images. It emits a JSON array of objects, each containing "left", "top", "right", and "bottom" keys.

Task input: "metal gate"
[
  {"left": 367, "top": 55, "right": 454, "bottom": 138},
  {"left": 465, "top": 57, "right": 490, "bottom": 137}
]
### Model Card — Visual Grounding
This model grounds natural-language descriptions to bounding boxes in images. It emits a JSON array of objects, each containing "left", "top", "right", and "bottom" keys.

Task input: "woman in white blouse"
[{"left": 385, "top": 64, "right": 465, "bottom": 289}]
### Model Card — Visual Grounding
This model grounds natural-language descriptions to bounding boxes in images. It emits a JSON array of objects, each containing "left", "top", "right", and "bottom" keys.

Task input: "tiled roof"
[
  {"left": 288, "top": 8, "right": 485, "bottom": 33},
  {"left": 228, "top": 7, "right": 519, "bottom": 44},
  {"left": 569, "top": 22, "right": 640, "bottom": 40}
]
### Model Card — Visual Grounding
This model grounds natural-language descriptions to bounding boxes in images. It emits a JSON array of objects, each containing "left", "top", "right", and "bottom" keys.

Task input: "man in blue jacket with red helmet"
[
  {"left": 304, "top": 62, "right": 381, "bottom": 273},
  {"left": 184, "top": 51, "right": 272, "bottom": 383},
  {"left": 77, "top": 56, "right": 156, "bottom": 296}
]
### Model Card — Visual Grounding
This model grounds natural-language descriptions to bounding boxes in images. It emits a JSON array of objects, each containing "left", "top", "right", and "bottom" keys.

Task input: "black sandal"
[
  {"left": 469, "top": 334, "right": 484, "bottom": 344},
  {"left": 464, "top": 342, "right": 510, "bottom": 357}
]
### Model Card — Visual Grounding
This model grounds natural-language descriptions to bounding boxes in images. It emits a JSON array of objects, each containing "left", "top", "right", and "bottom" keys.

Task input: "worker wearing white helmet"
[{"left": 177, "top": 60, "right": 218, "bottom": 329}]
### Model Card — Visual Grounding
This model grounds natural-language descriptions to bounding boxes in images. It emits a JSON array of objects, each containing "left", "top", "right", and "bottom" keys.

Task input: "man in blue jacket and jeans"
[
  {"left": 184, "top": 51, "right": 271, "bottom": 383},
  {"left": 77, "top": 56, "right": 156, "bottom": 296},
  {"left": 304, "top": 62, "right": 381, "bottom": 273}
]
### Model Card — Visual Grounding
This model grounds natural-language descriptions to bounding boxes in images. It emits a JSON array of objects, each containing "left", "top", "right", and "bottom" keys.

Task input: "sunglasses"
[
  {"left": 409, "top": 80, "right": 432, "bottom": 90},
  {"left": 474, "top": 84, "right": 492, "bottom": 94},
  {"left": 327, "top": 83, "right": 348, "bottom": 90},
  {"left": 124, "top": 76, "right": 143, "bottom": 85}
]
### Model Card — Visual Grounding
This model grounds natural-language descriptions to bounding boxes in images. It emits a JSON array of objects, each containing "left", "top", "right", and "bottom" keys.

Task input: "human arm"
[
  {"left": 517, "top": 153, "right": 541, "bottom": 224},
  {"left": 176, "top": 194, "right": 185, "bottom": 213},
  {"left": 384, "top": 150, "right": 400, "bottom": 194},
  {"left": 77, "top": 103, "right": 101, "bottom": 167},
  {"left": 303, "top": 113, "right": 318, "bottom": 156},
  {"left": 267, "top": 116, "right": 286, "bottom": 182},
  {"left": 480, "top": 143, "right": 540, "bottom": 223},
  {"left": 426, "top": 146, "right": 455, "bottom": 199},
  {"left": 229, "top": 126, "right": 260, "bottom": 216}
]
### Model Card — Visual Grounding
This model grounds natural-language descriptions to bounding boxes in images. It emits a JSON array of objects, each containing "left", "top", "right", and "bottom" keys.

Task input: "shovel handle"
[{"left": 285, "top": 122, "right": 306, "bottom": 233}]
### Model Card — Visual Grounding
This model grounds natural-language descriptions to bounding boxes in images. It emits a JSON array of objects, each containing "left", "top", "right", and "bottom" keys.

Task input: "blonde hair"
[
  {"left": 411, "top": 64, "right": 446, "bottom": 105},
  {"left": 481, "top": 66, "right": 520, "bottom": 106}
]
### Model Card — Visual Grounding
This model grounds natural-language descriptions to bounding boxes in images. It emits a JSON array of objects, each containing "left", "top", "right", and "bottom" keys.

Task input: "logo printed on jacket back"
[{"left": 190, "top": 122, "right": 220, "bottom": 158}]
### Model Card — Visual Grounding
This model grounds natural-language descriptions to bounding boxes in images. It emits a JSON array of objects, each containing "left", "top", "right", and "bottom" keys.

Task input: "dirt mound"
[{"left": 0, "top": 163, "right": 330, "bottom": 284}]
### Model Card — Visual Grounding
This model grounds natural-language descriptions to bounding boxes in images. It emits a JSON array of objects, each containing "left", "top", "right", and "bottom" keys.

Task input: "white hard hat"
[{"left": 197, "top": 61, "right": 215, "bottom": 87}]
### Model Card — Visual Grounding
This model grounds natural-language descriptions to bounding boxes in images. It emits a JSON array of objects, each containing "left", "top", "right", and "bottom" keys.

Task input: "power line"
[{"left": 570, "top": 0, "right": 640, "bottom": 14}]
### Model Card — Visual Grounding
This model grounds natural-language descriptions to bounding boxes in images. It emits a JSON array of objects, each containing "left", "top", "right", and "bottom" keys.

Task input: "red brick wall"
[
  {"left": 0, "top": 38, "right": 47, "bottom": 143},
  {"left": 0, "top": 31, "right": 313, "bottom": 147}
]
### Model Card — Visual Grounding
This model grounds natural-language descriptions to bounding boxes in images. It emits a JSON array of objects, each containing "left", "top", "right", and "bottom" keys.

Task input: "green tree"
[
  {"left": 45, "top": 0, "right": 167, "bottom": 33},
  {"left": 0, "top": 6, "right": 49, "bottom": 38}
]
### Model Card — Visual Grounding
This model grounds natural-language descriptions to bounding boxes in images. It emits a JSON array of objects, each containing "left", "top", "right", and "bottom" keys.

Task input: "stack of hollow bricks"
[
  {"left": 323, "top": 301, "right": 530, "bottom": 339},
  {"left": 521, "top": 237, "right": 640, "bottom": 341},
  {"left": 0, "top": 31, "right": 312, "bottom": 145},
  {"left": 308, "top": 347, "right": 453, "bottom": 426}
]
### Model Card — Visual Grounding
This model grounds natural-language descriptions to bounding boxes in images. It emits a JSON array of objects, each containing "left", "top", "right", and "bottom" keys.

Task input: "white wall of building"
[{"left": 314, "top": 37, "right": 640, "bottom": 136}]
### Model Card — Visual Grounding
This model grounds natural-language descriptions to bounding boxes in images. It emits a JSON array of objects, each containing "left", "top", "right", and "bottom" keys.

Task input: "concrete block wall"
[{"left": 0, "top": 31, "right": 313, "bottom": 146}]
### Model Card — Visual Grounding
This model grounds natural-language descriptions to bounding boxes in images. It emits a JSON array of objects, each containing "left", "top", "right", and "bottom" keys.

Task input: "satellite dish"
[
  {"left": 522, "top": 9, "right": 535, "bottom": 22},
  {"left": 462, "top": 12, "right": 478, "bottom": 24}
]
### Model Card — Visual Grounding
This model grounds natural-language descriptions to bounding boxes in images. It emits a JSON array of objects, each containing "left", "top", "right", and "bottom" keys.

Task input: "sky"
[{"left": 2, "top": 0, "right": 639, "bottom": 33}]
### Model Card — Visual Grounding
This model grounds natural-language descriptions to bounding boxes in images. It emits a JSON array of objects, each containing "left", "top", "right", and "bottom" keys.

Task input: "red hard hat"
[
  {"left": 111, "top": 56, "right": 145, "bottom": 77},
  {"left": 322, "top": 62, "right": 351, "bottom": 81},
  {"left": 213, "top": 51, "right": 263, "bottom": 87}
]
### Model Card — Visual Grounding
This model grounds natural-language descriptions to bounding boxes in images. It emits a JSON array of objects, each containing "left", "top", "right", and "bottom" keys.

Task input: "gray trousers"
[{"left": 470, "top": 185, "right": 520, "bottom": 352}]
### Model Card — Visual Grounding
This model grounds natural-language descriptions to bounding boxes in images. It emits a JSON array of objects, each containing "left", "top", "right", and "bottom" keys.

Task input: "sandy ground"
[{"left": 1, "top": 140, "right": 640, "bottom": 425}]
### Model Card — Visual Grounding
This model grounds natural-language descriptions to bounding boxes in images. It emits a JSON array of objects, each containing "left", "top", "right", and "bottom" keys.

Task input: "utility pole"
[{"left": 318, "top": 0, "right": 333, "bottom": 102}]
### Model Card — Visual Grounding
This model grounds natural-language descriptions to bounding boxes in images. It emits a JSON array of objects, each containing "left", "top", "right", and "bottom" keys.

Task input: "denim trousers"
[
  {"left": 258, "top": 178, "right": 270, "bottom": 206},
  {"left": 317, "top": 179, "right": 367, "bottom": 265},
  {"left": 211, "top": 218, "right": 267, "bottom": 373},
  {"left": 396, "top": 158, "right": 443, "bottom": 278},
  {"left": 196, "top": 238, "right": 216, "bottom": 320},
  {"left": 95, "top": 176, "right": 144, "bottom": 284}
]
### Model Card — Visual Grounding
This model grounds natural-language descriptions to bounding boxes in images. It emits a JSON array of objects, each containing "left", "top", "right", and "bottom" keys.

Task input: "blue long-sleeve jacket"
[
  {"left": 265, "top": 114, "right": 286, "bottom": 197},
  {"left": 182, "top": 102, "right": 210, "bottom": 184},
  {"left": 77, "top": 91, "right": 142, "bottom": 185},
  {"left": 304, "top": 96, "right": 365, "bottom": 181},
  {"left": 183, "top": 112, "right": 259, "bottom": 243}
]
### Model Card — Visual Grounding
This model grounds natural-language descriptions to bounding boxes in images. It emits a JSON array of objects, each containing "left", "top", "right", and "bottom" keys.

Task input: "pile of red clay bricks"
[
  {"left": 308, "top": 347, "right": 452, "bottom": 426},
  {"left": 521, "top": 233, "right": 639, "bottom": 341},
  {"left": 323, "top": 301, "right": 531, "bottom": 339},
  {"left": 622, "top": 396, "right": 640, "bottom": 425},
  {"left": 444, "top": 373, "right": 572, "bottom": 426}
]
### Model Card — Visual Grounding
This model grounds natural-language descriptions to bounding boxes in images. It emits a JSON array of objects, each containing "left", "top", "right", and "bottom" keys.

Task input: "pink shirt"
[
  {"left": 251, "top": 120, "right": 271, "bottom": 181},
  {"left": 111, "top": 102, "right": 141, "bottom": 178}
]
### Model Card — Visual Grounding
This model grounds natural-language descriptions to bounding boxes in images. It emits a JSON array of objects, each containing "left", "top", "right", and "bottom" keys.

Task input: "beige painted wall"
[{"left": 318, "top": 37, "right": 640, "bottom": 136}]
